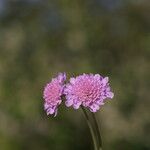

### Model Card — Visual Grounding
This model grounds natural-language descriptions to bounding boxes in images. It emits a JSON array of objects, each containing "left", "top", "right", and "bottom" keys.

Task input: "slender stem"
[
  {"left": 92, "top": 113, "right": 102, "bottom": 150},
  {"left": 81, "top": 106, "right": 102, "bottom": 150},
  {"left": 81, "top": 106, "right": 98, "bottom": 150}
]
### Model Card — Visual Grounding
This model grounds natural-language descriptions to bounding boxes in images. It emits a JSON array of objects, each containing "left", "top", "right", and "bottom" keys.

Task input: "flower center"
[{"left": 73, "top": 79, "right": 100, "bottom": 102}]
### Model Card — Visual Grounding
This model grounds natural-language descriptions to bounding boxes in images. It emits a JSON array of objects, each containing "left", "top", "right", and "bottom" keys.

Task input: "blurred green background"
[{"left": 0, "top": 0, "right": 150, "bottom": 150}]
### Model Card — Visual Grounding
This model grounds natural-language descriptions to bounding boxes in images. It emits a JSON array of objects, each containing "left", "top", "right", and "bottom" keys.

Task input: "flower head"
[
  {"left": 43, "top": 73, "right": 66, "bottom": 116},
  {"left": 64, "top": 73, "right": 114, "bottom": 112}
]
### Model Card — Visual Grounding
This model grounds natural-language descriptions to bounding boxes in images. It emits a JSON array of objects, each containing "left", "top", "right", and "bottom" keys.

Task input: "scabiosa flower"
[
  {"left": 64, "top": 73, "right": 114, "bottom": 112},
  {"left": 43, "top": 73, "right": 66, "bottom": 116}
]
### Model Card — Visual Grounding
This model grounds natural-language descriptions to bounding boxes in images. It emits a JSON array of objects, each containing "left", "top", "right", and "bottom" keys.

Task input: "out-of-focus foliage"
[{"left": 0, "top": 0, "right": 150, "bottom": 150}]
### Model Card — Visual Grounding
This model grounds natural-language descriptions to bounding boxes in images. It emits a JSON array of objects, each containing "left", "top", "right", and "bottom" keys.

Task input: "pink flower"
[
  {"left": 43, "top": 73, "right": 66, "bottom": 116},
  {"left": 64, "top": 73, "right": 114, "bottom": 112}
]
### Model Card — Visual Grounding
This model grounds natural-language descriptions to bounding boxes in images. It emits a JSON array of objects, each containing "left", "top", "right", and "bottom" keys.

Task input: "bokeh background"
[{"left": 0, "top": 0, "right": 150, "bottom": 150}]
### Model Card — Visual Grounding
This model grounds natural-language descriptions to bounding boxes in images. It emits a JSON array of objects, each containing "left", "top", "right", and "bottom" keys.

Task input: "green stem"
[
  {"left": 92, "top": 113, "right": 102, "bottom": 150},
  {"left": 81, "top": 106, "right": 102, "bottom": 150}
]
